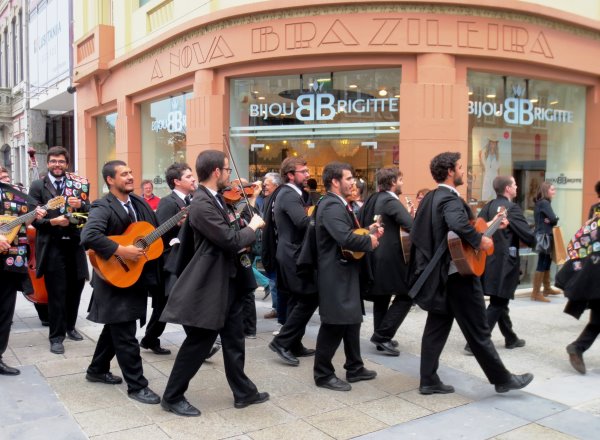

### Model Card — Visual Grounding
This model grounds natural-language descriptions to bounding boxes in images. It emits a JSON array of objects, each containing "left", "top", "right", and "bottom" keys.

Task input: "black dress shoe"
[
  {"left": 505, "top": 338, "right": 526, "bottom": 349},
  {"left": 464, "top": 344, "right": 474, "bottom": 356},
  {"left": 50, "top": 341, "right": 64, "bottom": 354},
  {"left": 347, "top": 368, "right": 377, "bottom": 383},
  {"left": 269, "top": 341, "right": 299, "bottom": 366},
  {"left": 128, "top": 387, "right": 161, "bottom": 404},
  {"left": 371, "top": 339, "right": 400, "bottom": 356},
  {"left": 234, "top": 391, "right": 270, "bottom": 409},
  {"left": 140, "top": 342, "right": 171, "bottom": 355},
  {"left": 566, "top": 344, "right": 586, "bottom": 374},
  {"left": 41, "top": 320, "right": 49, "bottom": 327},
  {"left": 292, "top": 346, "right": 316, "bottom": 357},
  {"left": 0, "top": 360, "right": 20, "bottom": 376},
  {"left": 86, "top": 372, "right": 123, "bottom": 385},
  {"left": 495, "top": 373, "right": 534, "bottom": 393},
  {"left": 316, "top": 376, "right": 351, "bottom": 391},
  {"left": 419, "top": 382, "right": 455, "bottom": 395},
  {"left": 67, "top": 329, "right": 84, "bottom": 341},
  {"left": 161, "top": 398, "right": 201, "bottom": 416},
  {"left": 206, "top": 344, "right": 221, "bottom": 359}
]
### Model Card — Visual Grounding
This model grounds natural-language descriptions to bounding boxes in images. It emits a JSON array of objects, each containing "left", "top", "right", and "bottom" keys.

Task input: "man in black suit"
[
  {"left": 160, "top": 150, "right": 269, "bottom": 417},
  {"left": 139, "top": 162, "right": 196, "bottom": 355},
  {"left": 410, "top": 152, "right": 533, "bottom": 395},
  {"left": 268, "top": 157, "right": 317, "bottom": 366},
  {"left": 29, "top": 146, "right": 89, "bottom": 354},
  {"left": 313, "top": 162, "right": 382, "bottom": 391},
  {"left": 465, "top": 176, "right": 535, "bottom": 354},
  {"left": 359, "top": 168, "right": 413, "bottom": 356},
  {"left": 80, "top": 160, "right": 161, "bottom": 405}
]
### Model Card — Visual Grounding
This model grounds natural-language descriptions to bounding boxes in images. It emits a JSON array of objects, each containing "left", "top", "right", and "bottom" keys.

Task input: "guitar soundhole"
[{"left": 135, "top": 238, "right": 149, "bottom": 250}]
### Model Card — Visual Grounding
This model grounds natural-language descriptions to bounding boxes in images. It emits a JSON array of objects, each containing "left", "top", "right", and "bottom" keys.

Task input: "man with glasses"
[
  {"left": 268, "top": 157, "right": 317, "bottom": 366},
  {"left": 0, "top": 167, "right": 10, "bottom": 183},
  {"left": 29, "top": 146, "right": 90, "bottom": 354}
]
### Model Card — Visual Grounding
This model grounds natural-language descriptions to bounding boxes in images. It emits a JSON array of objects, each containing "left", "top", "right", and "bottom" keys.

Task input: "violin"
[{"left": 221, "top": 183, "right": 256, "bottom": 205}]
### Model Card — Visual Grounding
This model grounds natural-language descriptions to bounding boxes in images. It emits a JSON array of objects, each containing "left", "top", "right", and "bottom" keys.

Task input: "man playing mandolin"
[{"left": 409, "top": 152, "right": 534, "bottom": 395}]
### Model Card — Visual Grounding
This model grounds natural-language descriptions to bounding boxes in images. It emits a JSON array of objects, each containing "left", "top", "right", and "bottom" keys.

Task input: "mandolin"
[
  {"left": 447, "top": 206, "right": 507, "bottom": 276},
  {"left": 0, "top": 196, "right": 65, "bottom": 244},
  {"left": 88, "top": 207, "right": 188, "bottom": 288},
  {"left": 341, "top": 215, "right": 382, "bottom": 261}
]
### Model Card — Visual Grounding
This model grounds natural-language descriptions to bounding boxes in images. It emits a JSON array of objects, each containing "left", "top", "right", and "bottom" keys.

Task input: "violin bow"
[{"left": 222, "top": 134, "right": 252, "bottom": 208}]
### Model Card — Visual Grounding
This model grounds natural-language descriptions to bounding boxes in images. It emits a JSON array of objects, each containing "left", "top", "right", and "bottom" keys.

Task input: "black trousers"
[
  {"left": 242, "top": 289, "right": 257, "bottom": 336},
  {"left": 163, "top": 284, "right": 258, "bottom": 404},
  {"left": 371, "top": 294, "right": 413, "bottom": 342},
  {"left": 273, "top": 292, "right": 319, "bottom": 352},
  {"left": 572, "top": 305, "right": 600, "bottom": 353},
  {"left": 0, "top": 272, "right": 21, "bottom": 359},
  {"left": 141, "top": 284, "right": 168, "bottom": 349},
  {"left": 87, "top": 321, "right": 148, "bottom": 392},
  {"left": 420, "top": 273, "right": 511, "bottom": 386},
  {"left": 314, "top": 323, "right": 363, "bottom": 383},
  {"left": 486, "top": 296, "right": 518, "bottom": 344},
  {"left": 43, "top": 240, "right": 85, "bottom": 342}
]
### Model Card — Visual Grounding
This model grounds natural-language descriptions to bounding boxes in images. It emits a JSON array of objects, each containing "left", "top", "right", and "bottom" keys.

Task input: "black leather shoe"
[
  {"left": 67, "top": 329, "right": 84, "bottom": 341},
  {"left": 206, "top": 344, "right": 221, "bottom": 360},
  {"left": 347, "top": 368, "right": 377, "bottom": 383},
  {"left": 0, "top": 360, "right": 20, "bottom": 375},
  {"left": 140, "top": 342, "right": 171, "bottom": 355},
  {"left": 234, "top": 391, "right": 270, "bottom": 409},
  {"left": 464, "top": 344, "right": 474, "bottom": 356},
  {"left": 41, "top": 320, "right": 49, "bottom": 327},
  {"left": 566, "top": 344, "right": 586, "bottom": 374},
  {"left": 495, "top": 373, "right": 534, "bottom": 393},
  {"left": 505, "top": 338, "right": 526, "bottom": 349},
  {"left": 269, "top": 341, "right": 299, "bottom": 366},
  {"left": 419, "top": 382, "right": 455, "bottom": 395},
  {"left": 161, "top": 398, "right": 201, "bottom": 416},
  {"left": 292, "top": 346, "right": 316, "bottom": 357},
  {"left": 86, "top": 372, "right": 123, "bottom": 385},
  {"left": 316, "top": 376, "right": 351, "bottom": 391},
  {"left": 371, "top": 339, "right": 400, "bottom": 356},
  {"left": 128, "top": 387, "right": 161, "bottom": 404},
  {"left": 50, "top": 341, "right": 64, "bottom": 354}
]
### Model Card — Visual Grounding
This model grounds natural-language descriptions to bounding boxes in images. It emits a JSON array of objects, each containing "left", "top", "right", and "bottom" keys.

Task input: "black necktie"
[
  {"left": 184, "top": 195, "right": 191, "bottom": 206},
  {"left": 55, "top": 180, "right": 63, "bottom": 194},
  {"left": 125, "top": 201, "right": 137, "bottom": 223},
  {"left": 216, "top": 194, "right": 226, "bottom": 210}
]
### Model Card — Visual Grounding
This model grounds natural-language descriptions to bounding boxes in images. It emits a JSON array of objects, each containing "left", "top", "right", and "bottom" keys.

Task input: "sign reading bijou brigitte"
[{"left": 250, "top": 83, "right": 398, "bottom": 122}]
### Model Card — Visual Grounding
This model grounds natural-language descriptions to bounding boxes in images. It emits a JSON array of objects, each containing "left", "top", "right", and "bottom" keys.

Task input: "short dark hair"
[
  {"left": 322, "top": 162, "right": 353, "bottom": 191},
  {"left": 196, "top": 150, "right": 225, "bottom": 182},
  {"left": 47, "top": 146, "right": 69, "bottom": 164},
  {"left": 430, "top": 152, "right": 461, "bottom": 183},
  {"left": 307, "top": 178, "right": 318, "bottom": 190},
  {"left": 102, "top": 160, "right": 127, "bottom": 186},
  {"left": 493, "top": 176, "right": 513, "bottom": 196},
  {"left": 165, "top": 162, "right": 192, "bottom": 190},
  {"left": 280, "top": 157, "right": 307, "bottom": 183},
  {"left": 141, "top": 179, "right": 153, "bottom": 189},
  {"left": 595, "top": 180, "right": 600, "bottom": 197},
  {"left": 377, "top": 168, "right": 399, "bottom": 191}
]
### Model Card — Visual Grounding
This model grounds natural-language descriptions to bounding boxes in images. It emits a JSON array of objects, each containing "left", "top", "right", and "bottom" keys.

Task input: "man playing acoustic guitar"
[{"left": 409, "top": 152, "right": 533, "bottom": 395}]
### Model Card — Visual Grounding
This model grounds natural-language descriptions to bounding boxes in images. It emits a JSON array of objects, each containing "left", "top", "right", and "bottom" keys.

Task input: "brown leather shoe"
[
  {"left": 566, "top": 344, "right": 586, "bottom": 374},
  {"left": 263, "top": 309, "right": 277, "bottom": 319}
]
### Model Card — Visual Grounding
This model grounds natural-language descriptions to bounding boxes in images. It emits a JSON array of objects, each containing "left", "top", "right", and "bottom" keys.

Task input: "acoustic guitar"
[
  {"left": 341, "top": 215, "right": 382, "bottom": 261},
  {"left": 0, "top": 196, "right": 65, "bottom": 243},
  {"left": 447, "top": 206, "right": 507, "bottom": 277},
  {"left": 88, "top": 207, "right": 188, "bottom": 288},
  {"left": 399, "top": 227, "right": 411, "bottom": 264}
]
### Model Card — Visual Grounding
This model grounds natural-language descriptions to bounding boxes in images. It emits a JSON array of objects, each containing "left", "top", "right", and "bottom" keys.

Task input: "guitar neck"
[
  {"left": 0, "top": 200, "right": 53, "bottom": 232},
  {"left": 484, "top": 216, "right": 504, "bottom": 238},
  {"left": 139, "top": 208, "right": 188, "bottom": 247}
]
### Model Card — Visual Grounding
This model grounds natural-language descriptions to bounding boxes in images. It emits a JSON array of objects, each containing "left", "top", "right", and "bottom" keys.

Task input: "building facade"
[{"left": 73, "top": 0, "right": 600, "bottom": 282}]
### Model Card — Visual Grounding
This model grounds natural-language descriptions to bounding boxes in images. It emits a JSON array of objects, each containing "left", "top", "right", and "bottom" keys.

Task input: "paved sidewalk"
[{"left": 2, "top": 284, "right": 600, "bottom": 439}]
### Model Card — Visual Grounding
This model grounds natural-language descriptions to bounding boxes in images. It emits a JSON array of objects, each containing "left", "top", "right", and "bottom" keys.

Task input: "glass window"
[
  {"left": 96, "top": 112, "right": 117, "bottom": 194},
  {"left": 230, "top": 68, "right": 401, "bottom": 196},
  {"left": 140, "top": 92, "right": 192, "bottom": 197},
  {"left": 467, "top": 71, "right": 586, "bottom": 285}
]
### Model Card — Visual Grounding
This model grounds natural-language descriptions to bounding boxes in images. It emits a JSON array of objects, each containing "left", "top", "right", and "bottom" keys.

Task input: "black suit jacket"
[
  {"left": 316, "top": 193, "right": 372, "bottom": 325},
  {"left": 29, "top": 176, "right": 89, "bottom": 279},
  {"left": 80, "top": 192, "right": 160, "bottom": 324},
  {"left": 479, "top": 196, "right": 535, "bottom": 299},
  {"left": 156, "top": 191, "right": 186, "bottom": 258}
]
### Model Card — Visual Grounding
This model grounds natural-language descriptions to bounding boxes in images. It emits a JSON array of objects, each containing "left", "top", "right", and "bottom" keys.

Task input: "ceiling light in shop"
[
  {"left": 394, "top": 94, "right": 400, "bottom": 98},
  {"left": 258, "top": 96, "right": 265, "bottom": 100},
  {"left": 550, "top": 100, "right": 559, "bottom": 105},
  {"left": 252, "top": 90, "right": 259, "bottom": 94},
  {"left": 331, "top": 139, "right": 360, "bottom": 157},
  {"left": 486, "top": 93, "right": 496, "bottom": 98},
  {"left": 530, "top": 98, "right": 538, "bottom": 103},
  {"left": 378, "top": 89, "right": 388, "bottom": 97},
  {"left": 348, "top": 84, "right": 358, "bottom": 89}
]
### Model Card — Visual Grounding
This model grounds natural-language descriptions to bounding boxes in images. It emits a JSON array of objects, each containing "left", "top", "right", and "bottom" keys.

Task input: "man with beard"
[
  {"left": 29, "top": 146, "right": 89, "bottom": 354},
  {"left": 268, "top": 157, "right": 317, "bottom": 366},
  {"left": 410, "top": 152, "right": 533, "bottom": 395},
  {"left": 314, "top": 162, "right": 382, "bottom": 390},
  {"left": 140, "top": 162, "right": 196, "bottom": 355},
  {"left": 81, "top": 160, "right": 161, "bottom": 405},
  {"left": 359, "top": 168, "right": 413, "bottom": 356},
  {"left": 160, "top": 150, "right": 268, "bottom": 417}
]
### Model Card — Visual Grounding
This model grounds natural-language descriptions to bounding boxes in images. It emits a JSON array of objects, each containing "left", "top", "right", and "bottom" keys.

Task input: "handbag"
[{"left": 534, "top": 232, "right": 552, "bottom": 254}]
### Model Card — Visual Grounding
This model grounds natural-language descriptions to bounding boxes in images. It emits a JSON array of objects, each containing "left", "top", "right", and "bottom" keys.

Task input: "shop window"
[
  {"left": 230, "top": 68, "right": 401, "bottom": 197},
  {"left": 467, "top": 71, "right": 586, "bottom": 286},
  {"left": 96, "top": 112, "right": 117, "bottom": 194},
  {"left": 140, "top": 92, "right": 192, "bottom": 197}
]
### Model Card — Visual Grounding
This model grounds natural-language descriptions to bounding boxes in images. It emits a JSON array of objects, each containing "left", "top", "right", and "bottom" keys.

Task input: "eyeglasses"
[
  {"left": 48, "top": 159, "right": 67, "bottom": 165},
  {"left": 294, "top": 169, "right": 310, "bottom": 175},
  {"left": 221, "top": 167, "right": 232, "bottom": 173}
]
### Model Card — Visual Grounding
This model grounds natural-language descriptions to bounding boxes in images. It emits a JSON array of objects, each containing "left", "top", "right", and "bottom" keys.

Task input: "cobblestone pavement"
[{"left": 2, "top": 284, "right": 600, "bottom": 440}]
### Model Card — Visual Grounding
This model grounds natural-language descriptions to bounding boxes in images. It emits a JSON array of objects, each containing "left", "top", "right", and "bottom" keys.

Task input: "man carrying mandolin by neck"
[{"left": 409, "top": 152, "right": 534, "bottom": 395}]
